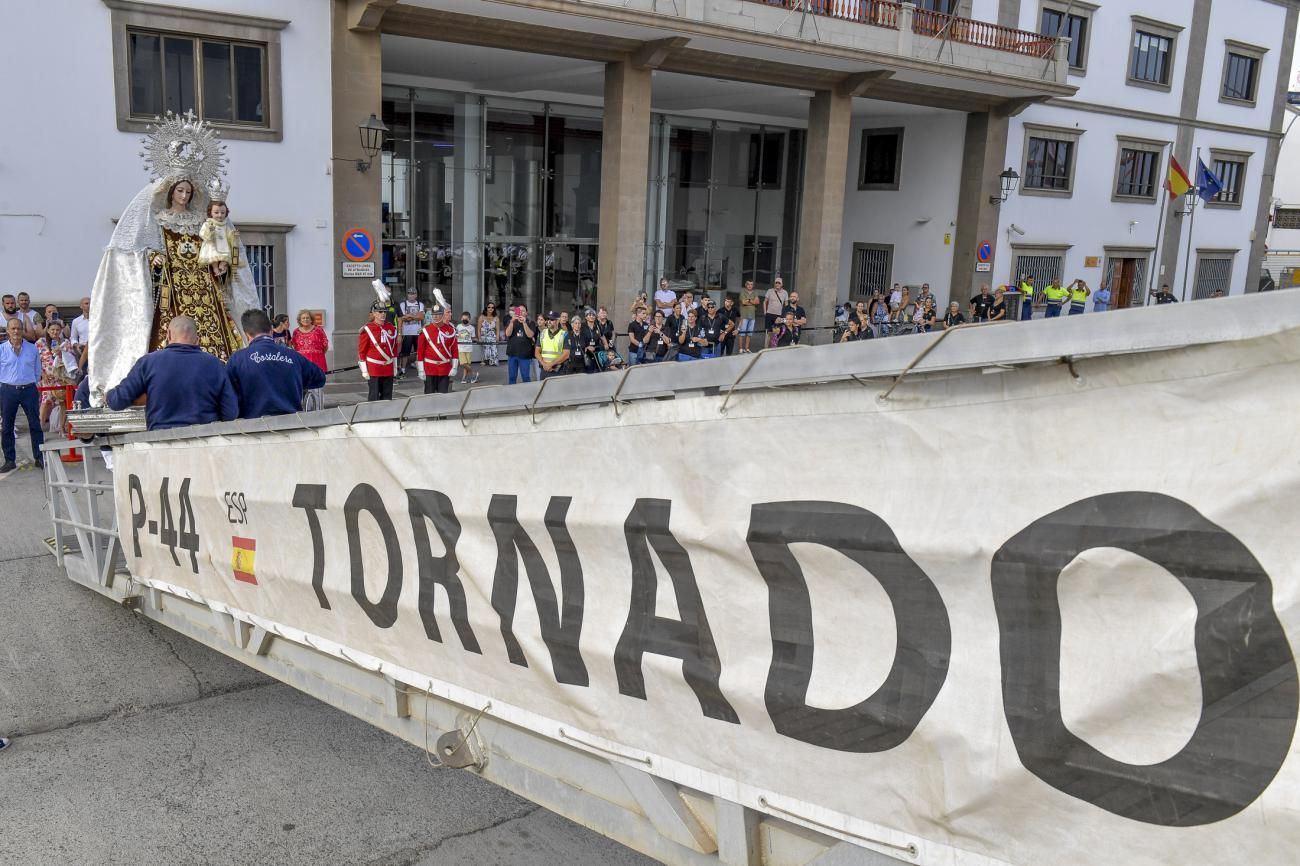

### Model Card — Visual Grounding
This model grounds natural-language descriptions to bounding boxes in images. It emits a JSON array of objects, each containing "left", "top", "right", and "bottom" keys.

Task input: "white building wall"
[
  {"left": 1195, "top": 0, "right": 1286, "bottom": 129},
  {"left": 997, "top": 104, "right": 1178, "bottom": 293},
  {"left": 0, "top": 0, "right": 334, "bottom": 319},
  {"left": 1000, "top": 0, "right": 1281, "bottom": 299},
  {"left": 838, "top": 112, "right": 966, "bottom": 306},
  {"left": 1267, "top": 41, "right": 1300, "bottom": 252},
  {"left": 1015, "top": 0, "right": 1196, "bottom": 115}
]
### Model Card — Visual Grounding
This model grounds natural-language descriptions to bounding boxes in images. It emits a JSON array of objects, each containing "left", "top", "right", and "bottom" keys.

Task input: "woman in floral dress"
[
  {"left": 477, "top": 302, "right": 501, "bottom": 366},
  {"left": 35, "top": 320, "right": 71, "bottom": 429}
]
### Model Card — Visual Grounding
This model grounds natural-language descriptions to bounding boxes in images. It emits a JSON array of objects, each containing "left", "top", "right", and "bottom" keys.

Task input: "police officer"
[
  {"left": 226, "top": 309, "right": 326, "bottom": 418},
  {"left": 358, "top": 301, "right": 398, "bottom": 401},
  {"left": 415, "top": 303, "right": 458, "bottom": 394},
  {"left": 1042, "top": 280, "right": 1070, "bottom": 318},
  {"left": 106, "top": 315, "right": 238, "bottom": 430}
]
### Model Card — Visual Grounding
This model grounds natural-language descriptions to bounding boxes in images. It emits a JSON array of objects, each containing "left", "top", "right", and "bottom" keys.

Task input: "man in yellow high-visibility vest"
[
  {"left": 1018, "top": 275, "right": 1036, "bottom": 320},
  {"left": 1042, "top": 280, "right": 1070, "bottom": 318},
  {"left": 1067, "top": 279, "right": 1091, "bottom": 315},
  {"left": 535, "top": 311, "right": 569, "bottom": 379}
]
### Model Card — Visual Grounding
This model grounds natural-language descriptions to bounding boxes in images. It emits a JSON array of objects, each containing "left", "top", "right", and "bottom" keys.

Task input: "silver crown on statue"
[
  {"left": 138, "top": 110, "right": 228, "bottom": 192},
  {"left": 206, "top": 175, "right": 231, "bottom": 203}
]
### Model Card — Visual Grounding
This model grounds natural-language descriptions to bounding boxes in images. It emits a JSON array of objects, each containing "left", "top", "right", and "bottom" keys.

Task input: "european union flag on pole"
[{"left": 1197, "top": 159, "right": 1224, "bottom": 203}]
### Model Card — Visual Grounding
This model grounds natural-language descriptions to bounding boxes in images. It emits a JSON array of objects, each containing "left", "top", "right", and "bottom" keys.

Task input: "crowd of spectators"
[
  {"left": 1, "top": 287, "right": 335, "bottom": 456},
  {"left": 0, "top": 270, "right": 1228, "bottom": 449},
  {"left": 396, "top": 273, "right": 1174, "bottom": 391}
]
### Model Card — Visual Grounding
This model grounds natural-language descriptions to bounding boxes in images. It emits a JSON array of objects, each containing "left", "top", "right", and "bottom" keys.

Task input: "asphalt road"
[{"left": 0, "top": 465, "right": 656, "bottom": 866}]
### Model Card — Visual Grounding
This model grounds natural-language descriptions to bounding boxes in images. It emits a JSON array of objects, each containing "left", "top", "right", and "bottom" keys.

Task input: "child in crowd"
[{"left": 456, "top": 311, "right": 478, "bottom": 385}]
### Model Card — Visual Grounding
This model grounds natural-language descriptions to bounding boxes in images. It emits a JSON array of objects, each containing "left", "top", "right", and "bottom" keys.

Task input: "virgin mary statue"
[{"left": 88, "top": 111, "right": 260, "bottom": 405}]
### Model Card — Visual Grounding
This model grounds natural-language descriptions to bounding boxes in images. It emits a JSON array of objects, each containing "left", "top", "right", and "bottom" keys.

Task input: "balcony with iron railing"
[
  {"left": 755, "top": 1, "right": 1060, "bottom": 57},
  {"left": 743, "top": 0, "right": 1066, "bottom": 78},
  {"left": 571, "top": 0, "right": 1072, "bottom": 87}
]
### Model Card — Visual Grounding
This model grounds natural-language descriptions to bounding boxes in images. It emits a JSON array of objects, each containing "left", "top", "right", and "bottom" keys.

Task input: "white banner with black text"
[{"left": 114, "top": 330, "right": 1300, "bottom": 866}]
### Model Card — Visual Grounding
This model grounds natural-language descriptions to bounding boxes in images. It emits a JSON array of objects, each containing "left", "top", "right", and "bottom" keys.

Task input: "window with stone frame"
[
  {"left": 1220, "top": 41, "right": 1268, "bottom": 106},
  {"left": 1127, "top": 17, "right": 1182, "bottom": 91},
  {"left": 1012, "top": 249, "right": 1067, "bottom": 302},
  {"left": 1021, "top": 124, "right": 1082, "bottom": 196},
  {"left": 106, "top": 0, "right": 286, "bottom": 142},
  {"left": 1207, "top": 150, "right": 1249, "bottom": 208},
  {"left": 1192, "top": 252, "right": 1236, "bottom": 299},
  {"left": 1113, "top": 138, "right": 1165, "bottom": 201},
  {"left": 1039, "top": 1, "right": 1095, "bottom": 73}
]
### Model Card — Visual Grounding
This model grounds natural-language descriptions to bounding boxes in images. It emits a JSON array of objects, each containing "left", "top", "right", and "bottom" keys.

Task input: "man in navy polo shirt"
[
  {"left": 107, "top": 315, "right": 239, "bottom": 430},
  {"left": 227, "top": 309, "right": 326, "bottom": 418},
  {"left": 1, "top": 316, "right": 43, "bottom": 472}
]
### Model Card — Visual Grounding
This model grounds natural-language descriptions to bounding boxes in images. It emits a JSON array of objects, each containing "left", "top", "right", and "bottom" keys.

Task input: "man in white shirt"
[
  {"left": 397, "top": 288, "right": 425, "bottom": 378},
  {"left": 653, "top": 278, "right": 677, "bottom": 315},
  {"left": 69, "top": 296, "right": 90, "bottom": 363}
]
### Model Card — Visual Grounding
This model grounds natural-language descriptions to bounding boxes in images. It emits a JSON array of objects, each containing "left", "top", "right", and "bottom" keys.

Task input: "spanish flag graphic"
[{"left": 232, "top": 536, "right": 257, "bottom": 585}]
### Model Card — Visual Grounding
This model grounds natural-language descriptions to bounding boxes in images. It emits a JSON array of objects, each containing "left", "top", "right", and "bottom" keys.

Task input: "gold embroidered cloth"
[{"left": 152, "top": 227, "right": 243, "bottom": 359}]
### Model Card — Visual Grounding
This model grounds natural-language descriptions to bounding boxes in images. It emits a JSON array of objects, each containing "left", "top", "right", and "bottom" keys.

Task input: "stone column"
[
  {"left": 596, "top": 61, "right": 653, "bottom": 318},
  {"left": 949, "top": 111, "right": 1009, "bottom": 309},
  {"left": 795, "top": 89, "right": 852, "bottom": 339},
  {"left": 1157, "top": 0, "right": 1212, "bottom": 296},
  {"left": 1248, "top": 2, "right": 1299, "bottom": 293},
  {"left": 453, "top": 95, "right": 484, "bottom": 318},
  {"left": 329, "top": 0, "right": 385, "bottom": 359}
]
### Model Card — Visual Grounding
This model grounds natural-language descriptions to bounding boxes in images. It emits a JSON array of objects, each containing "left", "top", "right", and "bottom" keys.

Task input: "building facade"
[
  {"left": 1263, "top": 38, "right": 1300, "bottom": 287},
  {"left": 2, "top": 0, "right": 1295, "bottom": 361}
]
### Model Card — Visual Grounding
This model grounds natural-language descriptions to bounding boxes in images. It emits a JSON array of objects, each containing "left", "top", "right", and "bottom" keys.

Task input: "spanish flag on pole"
[{"left": 1166, "top": 157, "right": 1193, "bottom": 200}]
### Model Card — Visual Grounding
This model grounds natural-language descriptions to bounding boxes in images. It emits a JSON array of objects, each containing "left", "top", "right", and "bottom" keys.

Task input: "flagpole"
[
  {"left": 1147, "top": 145, "right": 1171, "bottom": 305},
  {"left": 1180, "top": 147, "right": 1201, "bottom": 302}
]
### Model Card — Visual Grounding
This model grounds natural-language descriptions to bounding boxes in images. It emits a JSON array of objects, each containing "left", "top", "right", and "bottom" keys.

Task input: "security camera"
[{"left": 1007, "top": 224, "right": 1026, "bottom": 236}]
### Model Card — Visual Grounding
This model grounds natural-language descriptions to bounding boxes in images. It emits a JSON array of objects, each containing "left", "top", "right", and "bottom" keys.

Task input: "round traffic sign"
[
  {"left": 977, "top": 241, "right": 992, "bottom": 263},
  {"left": 341, "top": 227, "right": 374, "bottom": 262}
]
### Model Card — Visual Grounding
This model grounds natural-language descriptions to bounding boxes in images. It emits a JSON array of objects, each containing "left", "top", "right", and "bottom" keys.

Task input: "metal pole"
[
  {"left": 1180, "top": 151, "right": 1200, "bottom": 302},
  {"left": 1146, "top": 146, "right": 1170, "bottom": 305}
]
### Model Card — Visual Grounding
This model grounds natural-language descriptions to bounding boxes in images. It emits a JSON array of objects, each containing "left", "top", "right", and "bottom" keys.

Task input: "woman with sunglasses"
[{"left": 477, "top": 302, "right": 501, "bottom": 366}]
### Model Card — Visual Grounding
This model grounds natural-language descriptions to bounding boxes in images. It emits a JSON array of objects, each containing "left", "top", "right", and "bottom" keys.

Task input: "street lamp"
[
  {"left": 356, "top": 113, "right": 388, "bottom": 172},
  {"left": 1174, "top": 185, "right": 1200, "bottom": 218},
  {"left": 990, "top": 168, "right": 1020, "bottom": 205}
]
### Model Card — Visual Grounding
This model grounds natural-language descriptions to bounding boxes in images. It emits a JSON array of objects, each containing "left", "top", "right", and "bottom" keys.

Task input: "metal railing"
[
  {"left": 751, "top": 0, "right": 1057, "bottom": 57},
  {"left": 796, "top": 0, "right": 901, "bottom": 29},
  {"left": 911, "top": 7, "right": 1057, "bottom": 55}
]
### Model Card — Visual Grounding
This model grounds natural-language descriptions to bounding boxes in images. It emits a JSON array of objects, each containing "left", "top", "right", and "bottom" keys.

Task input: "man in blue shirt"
[
  {"left": 1, "top": 317, "right": 43, "bottom": 472},
  {"left": 226, "top": 309, "right": 326, "bottom": 418},
  {"left": 107, "top": 315, "right": 239, "bottom": 430}
]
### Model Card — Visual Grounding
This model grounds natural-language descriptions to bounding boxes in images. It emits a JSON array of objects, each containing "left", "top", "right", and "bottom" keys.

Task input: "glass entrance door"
[{"left": 382, "top": 240, "right": 412, "bottom": 300}]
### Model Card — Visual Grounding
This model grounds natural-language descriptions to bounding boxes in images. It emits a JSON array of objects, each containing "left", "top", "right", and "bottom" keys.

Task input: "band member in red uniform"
[
  {"left": 358, "top": 301, "right": 398, "bottom": 401},
  {"left": 416, "top": 303, "right": 458, "bottom": 394}
]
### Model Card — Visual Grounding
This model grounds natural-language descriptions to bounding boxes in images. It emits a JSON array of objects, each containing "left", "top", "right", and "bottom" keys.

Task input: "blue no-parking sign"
[{"left": 341, "top": 228, "right": 374, "bottom": 262}]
